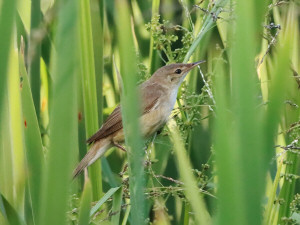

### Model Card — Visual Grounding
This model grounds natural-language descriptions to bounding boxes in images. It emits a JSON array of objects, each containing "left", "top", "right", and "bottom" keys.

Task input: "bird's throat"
[{"left": 169, "top": 86, "right": 179, "bottom": 111}]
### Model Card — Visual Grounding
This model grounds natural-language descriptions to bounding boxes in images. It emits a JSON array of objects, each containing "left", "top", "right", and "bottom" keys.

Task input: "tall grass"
[
  {"left": 38, "top": 0, "right": 79, "bottom": 224},
  {"left": 19, "top": 40, "right": 44, "bottom": 224},
  {"left": 115, "top": 0, "right": 145, "bottom": 223},
  {"left": 214, "top": 1, "right": 270, "bottom": 224},
  {"left": 28, "top": 0, "right": 41, "bottom": 119},
  {"left": 0, "top": 0, "right": 299, "bottom": 225},
  {"left": 79, "top": 0, "right": 103, "bottom": 200},
  {"left": 0, "top": 0, "right": 17, "bottom": 119}
]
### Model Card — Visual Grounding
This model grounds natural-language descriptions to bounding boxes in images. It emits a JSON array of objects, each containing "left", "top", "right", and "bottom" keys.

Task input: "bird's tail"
[{"left": 72, "top": 138, "right": 112, "bottom": 179}]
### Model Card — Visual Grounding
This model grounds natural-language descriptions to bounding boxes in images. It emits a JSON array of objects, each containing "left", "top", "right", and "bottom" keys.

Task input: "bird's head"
[{"left": 151, "top": 60, "right": 206, "bottom": 88}]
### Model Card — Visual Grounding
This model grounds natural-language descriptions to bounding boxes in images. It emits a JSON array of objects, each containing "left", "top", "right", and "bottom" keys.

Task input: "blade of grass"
[
  {"left": 17, "top": 0, "right": 31, "bottom": 32},
  {"left": 168, "top": 120, "right": 211, "bottom": 225},
  {"left": 24, "top": 187, "right": 34, "bottom": 225},
  {"left": 213, "top": 52, "right": 238, "bottom": 224},
  {"left": 77, "top": 73, "right": 87, "bottom": 190},
  {"left": 90, "top": 0, "right": 104, "bottom": 127},
  {"left": 263, "top": 31, "right": 291, "bottom": 194},
  {"left": 0, "top": 193, "right": 26, "bottom": 225},
  {"left": 19, "top": 38, "right": 45, "bottom": 225},
  {"left": 277, "top": 2, "right": 300, "bottom": 221},
  {"left": 263, "top": 159, "right": 284, "bottom": 225},
  {"left": 89, "top": 186, "right": 120, "bottom": 217},
  {"left": 8, "top": 41, "right": 25, "bottom": 212},
  {"left": 121, "top": 202, "right": 131, "bottom": 225},
  {"left": 78, "top": 179, "right": 92, "bottom": 225},
  {"left": 79, "top": 0, "right": 102, "bottom": 200},
  {"left": 260, "top": 4, "right": 290, "bottom": 171},
  {"left": 28, "top": 0, "right": 41, "bottom": 119},
  {"left": 214, "top": 1, "right": 267, "bottom": 224},
  {"left": 16, "top": 12, "right": 28, "bottom": 54},
  {"left": 111, "top": 187, "right": 123, "bottom": 225},
  {"left": 0, "top": 104, "right": 13, "bottom": 224},
  {"left": 183, "top": 203, "right": 190, "bottom": 225},
  {"left": 101, "top": 158, "right": 119, "bottom": 188},
  {"left": 0, "top": 0, "right": 17, "bottom": 120},
  {"left": 115, "top": 0, "right": 146, "bottom": 223},
  {"left": 40, "top": 58, "right": 50, "bottom": 148},
  {"left": 39, "top": 0, "right": 79, "bottom": 224},
  {"left": 0, "top": 95, "right": 13, "bottom": 216}
]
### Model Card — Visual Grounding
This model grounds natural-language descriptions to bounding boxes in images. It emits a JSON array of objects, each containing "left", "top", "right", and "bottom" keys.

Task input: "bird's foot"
[{"left": 113, "top": 142, "right": 126, "bottom": 152}]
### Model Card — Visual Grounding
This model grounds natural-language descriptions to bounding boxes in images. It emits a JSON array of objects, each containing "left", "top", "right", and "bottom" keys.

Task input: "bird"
[{"left": 72, "top": 60, "right": 205, "bottom": 178}]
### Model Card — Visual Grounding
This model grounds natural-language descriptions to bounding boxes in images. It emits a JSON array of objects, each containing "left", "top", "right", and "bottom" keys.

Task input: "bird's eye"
[{"left": 175, "top": 69, "right": 182, "bottom": 74}]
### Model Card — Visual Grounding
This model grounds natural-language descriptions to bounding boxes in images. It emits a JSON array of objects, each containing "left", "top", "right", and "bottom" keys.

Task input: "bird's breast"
[{"left": 140, "top": 97, "right": 175, "bottom": 138}]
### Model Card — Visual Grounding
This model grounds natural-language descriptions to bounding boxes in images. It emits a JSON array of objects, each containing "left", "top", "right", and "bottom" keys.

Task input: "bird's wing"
[
  {"left": 86, "top": 105, "right": 122, "bottom": 144},
  {"left": 86, "top": 82, "right": 163, "bottom": 144},
  {"left": 140, "top": 82, "right": 163, "bottom": 113}
]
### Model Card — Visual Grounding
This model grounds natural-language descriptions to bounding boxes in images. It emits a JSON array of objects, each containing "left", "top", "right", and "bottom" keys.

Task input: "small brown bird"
[{"left": 73, "top": 61, "right": 205, "bottom": 178}]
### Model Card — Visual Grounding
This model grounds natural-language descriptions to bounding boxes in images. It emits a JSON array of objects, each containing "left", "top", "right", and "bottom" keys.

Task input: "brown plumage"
[
  {"left": 72, "top": 61, "right": 205, "bottom": 179},
  {"left": 86, "top": 106, "right": 122, "bottom": 144}
]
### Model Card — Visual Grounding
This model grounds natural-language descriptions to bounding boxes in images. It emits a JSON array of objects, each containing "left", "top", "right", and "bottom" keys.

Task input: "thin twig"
[
  {"left": 258, "top": 25, "right": 281, "bottom": 67},
  {"left": 198, "top": 66, "right": 216, "bottom": 111},
  {"left": 154, "top": 175, "right": 184, "bottom": 185},
  {"left": 180, "top": 0, "right": 194, "bottom": 31},
  {"left": 193, "top": 5, "right": 221, "bottom": 22},
  {"left": 274, "top": 139, "right": 300, "bottom": 159}
]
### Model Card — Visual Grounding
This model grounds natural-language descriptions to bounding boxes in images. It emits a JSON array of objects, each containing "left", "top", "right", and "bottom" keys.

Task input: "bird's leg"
[{"left": 113, "top": 142, "right": 126, "bottom": 152}]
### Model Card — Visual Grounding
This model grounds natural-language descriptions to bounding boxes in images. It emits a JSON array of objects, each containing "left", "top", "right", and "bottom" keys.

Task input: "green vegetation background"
[{"left": 0, "top": 0, "right": 299, "bottom": 224}]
